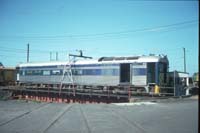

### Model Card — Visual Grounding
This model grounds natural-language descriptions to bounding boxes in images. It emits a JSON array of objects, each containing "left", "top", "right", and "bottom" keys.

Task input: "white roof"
[
  {"left": 18, "top": 61, "right": 69, "bottom": 67},
  {"left": 18, "top": 55, "right": 168, "bottom": 67}
]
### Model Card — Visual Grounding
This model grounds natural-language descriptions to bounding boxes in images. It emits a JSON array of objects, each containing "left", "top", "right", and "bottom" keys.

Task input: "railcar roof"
[{"left": 18, "top": 55, "right": 168, "bottom": 67}]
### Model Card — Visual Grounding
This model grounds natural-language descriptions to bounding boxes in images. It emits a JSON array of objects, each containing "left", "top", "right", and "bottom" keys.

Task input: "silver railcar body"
[{"left": 17, "top": 55, "right": 169, "bottom": 87}]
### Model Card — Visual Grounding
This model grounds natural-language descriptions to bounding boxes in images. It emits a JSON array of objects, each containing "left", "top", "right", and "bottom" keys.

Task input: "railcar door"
[
  {"left": 147, "top": 63, "right": 156, "bottom": 84},
  {"left": 120, "top": 63, "right": 131, "bottom": 84}
]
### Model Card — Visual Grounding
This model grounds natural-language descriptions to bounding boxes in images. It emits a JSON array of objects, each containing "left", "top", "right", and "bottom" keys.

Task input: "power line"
[
  {"left": 0, "top": 46, "right": 77, "bottom": 53},
  {"left": 0, "top": 46, "right": 49, "bottom": 53},
  {"left": 0, "top": 46, "right": 26, "bottom": 53},
  {"left": 0, "top": 49, "right": 26, "bottom": 53},
  {"left": 0, "top": 20, "right": 198, "bottom": 40},
  {"left": 0, "top": 46, "right": 59, "bottom": 53},
  {"left": 0, "top": 47, "right": 72, "bottom": 56}
]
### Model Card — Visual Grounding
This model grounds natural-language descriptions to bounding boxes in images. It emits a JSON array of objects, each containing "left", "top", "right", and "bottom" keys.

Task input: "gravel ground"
[{"left": 0, "top": 98, "right": 198, "bottom": 133}]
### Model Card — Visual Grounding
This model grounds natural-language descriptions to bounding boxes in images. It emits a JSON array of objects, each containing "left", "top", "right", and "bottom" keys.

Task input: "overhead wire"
[
  {"left": 0, "top": 20, "right": 198, "bottom": 63},
  {"left": 0, "top": 20, "right": 198, "bottom": 41}
]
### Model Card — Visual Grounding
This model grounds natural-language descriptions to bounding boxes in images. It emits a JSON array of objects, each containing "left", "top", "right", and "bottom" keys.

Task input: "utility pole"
[
  {"left": 27, "top": 43, "right": 29, "bottom": 63},
  {"left": 56, "top": 52, "right": 58, "bottom": 61},
  {"left": 50, "top": 52, "right": 52, "bottom": 61},
  {"left": 174, "top": 70, "right": 176, "bottom": 96},
  {"left": 183, "top": 47, "right": 186, "bottom": 72}
]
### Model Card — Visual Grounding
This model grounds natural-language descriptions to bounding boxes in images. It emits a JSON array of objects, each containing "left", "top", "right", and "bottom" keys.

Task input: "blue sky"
[{"left": 0, "top": 0, "right": 199, "bottom": 75}]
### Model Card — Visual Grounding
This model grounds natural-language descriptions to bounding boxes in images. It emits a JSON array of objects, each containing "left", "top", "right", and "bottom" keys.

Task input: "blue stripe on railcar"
[
  {"left": 20, "top": 63, "right": 120, "bottom": 76},
  {"left": 82, "top": 69, "right": 101, "bottom": 75},
  {"left": 72, "top": 69, "right": 119, "bottom": 76},
  {"left": 20, "top": 68, "right": 119, "bottom": 76}
]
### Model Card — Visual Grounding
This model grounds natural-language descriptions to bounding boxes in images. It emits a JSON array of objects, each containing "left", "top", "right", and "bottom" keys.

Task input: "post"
[
  {"left": 183, "top": 47, "right": 186, "bottom": 72},
  {"left": 174, "top": 71, "right": 176, "bottom": 96},
  {"left": 27, "top": 43, "right": 29, "bottom": 63},
  {"left": 128, "top": 86, "right": 131, "bottom": 102},
  {"left": 50, "top": 52, "right": 52, "bottom": 61}
]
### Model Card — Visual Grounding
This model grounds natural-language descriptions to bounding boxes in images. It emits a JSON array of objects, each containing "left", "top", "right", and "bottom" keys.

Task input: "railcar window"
[
  {"left": 77, "top": 69, "right": 83, "bottom": 75},
  {"left": 83, "top": 69, "right": 101, "bottom": 75},
  {"left": 19, "top": 70, "right": 23, "bottom": 75},
  {"left": 133, "top": 68, "right": 146, "bottom": 76},
  {"left": 159, "top": 63, "right": 165, "bottom": 73},
  {"left": 25, "top": 70, "right": 33, "bottom": 75},
  {"left": 43, "top": 70, "right": 50, "bottom": 75},
  {"left": 94, "top": 69, "right": 101, "bottom": 75},
  {"left": 51, "top": 70, "right": 61, "bottom": 75},
  {"left": 64, "top": 71, "right": 70, "bottom": 75},
  {"left": 32, "top": 70, "right": 42, "bottom": 75},
  {"left": 113, "top": 69, "right": 119, "bottom": 76},
  {"left": 102, "top": 69, "right": 112, "bottom": 75},
  {"left": 72, "top": 69, "right": 78, "bottom": 75}
]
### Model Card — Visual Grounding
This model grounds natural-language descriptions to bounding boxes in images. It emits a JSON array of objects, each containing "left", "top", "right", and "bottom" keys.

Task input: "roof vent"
[{"left": 98, "top": 56, "right": 140, "bottom": 61}]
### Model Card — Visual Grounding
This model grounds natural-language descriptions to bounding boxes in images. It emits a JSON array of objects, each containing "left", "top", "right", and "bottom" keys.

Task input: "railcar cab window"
[
  {"left": 19, "top": 70, "right": 25, "bottom": 76},
  {"left": 158, "top": 63, "right": 167, "bottom": 84}
]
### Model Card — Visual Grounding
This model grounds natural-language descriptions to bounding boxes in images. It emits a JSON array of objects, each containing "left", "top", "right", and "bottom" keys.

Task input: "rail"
[{"left": 1, "top": 84, "right": 188, "bottom": 103}]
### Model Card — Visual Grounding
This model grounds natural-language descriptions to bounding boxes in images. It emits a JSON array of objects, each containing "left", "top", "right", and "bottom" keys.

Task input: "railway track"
[
  {"left": 43, "top": 104, "right": 73, "bottom": 133},
  {"left": 78, "top": 104, "right": 92, "bottom": 133},
  {"left": 105, "top": 104, "right": 146, "bottom": 133},
  {"left": 0, "top": 102, "right": 50, "bottom": 126}
]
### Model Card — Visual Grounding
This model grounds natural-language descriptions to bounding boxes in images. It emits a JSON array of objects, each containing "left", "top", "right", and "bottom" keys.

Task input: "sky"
[{"left": 0, "top": 0, "right": 199, "bottom": 75}]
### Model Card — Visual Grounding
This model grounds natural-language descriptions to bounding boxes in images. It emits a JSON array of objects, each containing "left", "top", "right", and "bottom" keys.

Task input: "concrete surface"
[{"left": 0, "top": 99, "right": 198, "bottom": 133}]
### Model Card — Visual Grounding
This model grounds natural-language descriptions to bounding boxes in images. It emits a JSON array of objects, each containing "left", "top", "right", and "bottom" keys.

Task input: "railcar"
[
  {"left": 0, "top": 67, "right": 16, "bottom": 86},
  {"left": 17, "top": 55, "right": 168, "bottom": 93}
]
